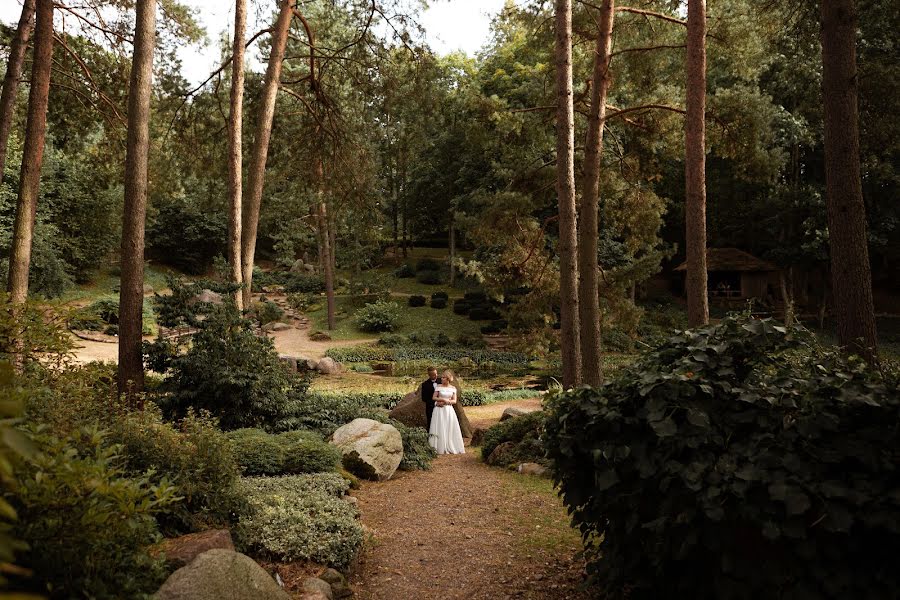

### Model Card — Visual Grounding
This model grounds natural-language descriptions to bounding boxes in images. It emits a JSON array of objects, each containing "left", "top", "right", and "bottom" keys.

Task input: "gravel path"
[{"left": 349, "top": 414, "right": 589, "bottom": 600}]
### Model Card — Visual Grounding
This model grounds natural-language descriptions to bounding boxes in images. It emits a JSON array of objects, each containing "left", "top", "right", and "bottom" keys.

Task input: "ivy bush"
[
  {"left": 354, "top": 300, "right": 401, "bottom": 332},
  {"left": 481, "top": 410, "right": 546, "bottom": 466},
  {"left": 235, "top": 474, "right": 363, "bottom": 568},
  {"left": 544, "top": 316, "right": 900, "bottom": 599}
]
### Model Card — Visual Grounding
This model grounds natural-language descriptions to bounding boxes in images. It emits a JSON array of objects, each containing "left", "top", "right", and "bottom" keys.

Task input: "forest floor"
[{"left": 347, "top": 401, "right": 592, "bottom": 600}]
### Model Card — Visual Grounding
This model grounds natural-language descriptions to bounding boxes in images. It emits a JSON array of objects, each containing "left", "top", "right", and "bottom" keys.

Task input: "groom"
[{"left": 420, "top": 367, "right": 439, "bottom": 431}]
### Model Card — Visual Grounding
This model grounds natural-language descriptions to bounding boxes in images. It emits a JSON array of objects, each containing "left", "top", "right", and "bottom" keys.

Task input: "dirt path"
[{"left": 349, "top": 403, "right": 588, "bottom": 600}]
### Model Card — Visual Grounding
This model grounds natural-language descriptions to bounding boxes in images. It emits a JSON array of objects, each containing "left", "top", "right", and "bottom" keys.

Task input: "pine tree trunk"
[
  {"left": 449, "top": 211, "right": 456, "bottom": 287},
  {"left": 819, "top": 0, "right": 878, "bottom": 362},
  {"left": 578, "top": 0, "right": 614, "bottom": 387},
  {"left": 0, "top": 0, "right": 36, "bottom": 186},
  {"left": 554, "top": 0, "right": 581, "bottom": 387},
  {"left": 6, "top": 0, "right": 53, "bottom": 305},
  {"left": 314, "top": 157, "right": 336, "bottom": 330},
  {"left": 226, "top": 0, "right": 246, "bottom": 310},
  {"left": 685, "top": 0, "right": 709, "bottom": 327},
  {"left": 241, "top": 0, "right": 293, "bottom": 309},
  {"left": 117, "top": 0, "right": 156, "bottom": 401}
]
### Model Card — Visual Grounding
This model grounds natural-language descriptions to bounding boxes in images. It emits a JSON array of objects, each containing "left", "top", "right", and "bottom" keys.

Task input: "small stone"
[
  {"left": 517, "top": 462, "right": 549, "bottom": 477},
  {"left": 269, "top": 322, "right": 292, "bottom": 332},
  {"left": 316, "top": 357, "right": 342, "bottom": 375},
  {"left": 309, "top": 331, "right": 332, "bottom": 342},
  {"left": 302, "top": 577, "right": 333, "bottom": 600},
  {"left": 500, "top": 406, "right": 540, "bottom": 421}
]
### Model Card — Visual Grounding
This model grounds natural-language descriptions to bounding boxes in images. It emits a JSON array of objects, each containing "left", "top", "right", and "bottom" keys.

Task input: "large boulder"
[
  {"left": 302, "top": 578, "right": 333, "bottom": 600},
  {"left": 154, "top": 549, "right": 289, "bottom": 600},
  {"left": 500, "top": 406, "right": 540, "bottom": 421},
  {"left": 192, "top": 289, "right": 223, "bottom": 305},
  {"left": 330, "top": 419, "right": 403, "bottom": 481},
  {"left": 388, "top": 391, "right": 427, "bottom": 429},
  {"left": 154, "top": 529, "right": 234, "bottom": 569},
  {"left": 486, "top": 441, "right": 517, "bottom": 467},
  {"left": 264, "top": 322, "right": 292, "bottom": 332},
  {"left": 316, "top": 357, "right": 341, "bottom": 375}
]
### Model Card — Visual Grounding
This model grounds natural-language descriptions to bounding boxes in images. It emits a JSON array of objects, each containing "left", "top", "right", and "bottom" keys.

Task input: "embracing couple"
[{"left": 420, "top": 367, "right": 465, "bottom": 455}]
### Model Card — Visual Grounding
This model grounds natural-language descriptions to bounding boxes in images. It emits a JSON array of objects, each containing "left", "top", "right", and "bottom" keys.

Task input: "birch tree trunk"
[
  {"left": 685, "top": 0, "right": 709, "bottom": 327},
  {"left": 6, "top": 0, "right": 53, "bottom": 305},
  {"left": 554, "top": 0, "right": 581, "bottom": 387},
  {"left": 0, "top": 0, "right": 36, "bottom": 186},
  {"left": 819, "top": 0, "right": 878, "bottom": 362},
  {"left": 578, "top": 0, "right": 614, "bottom": 387},
  {"left": 117, "top": 0, "right": 157, "bottom": 401},
  {"left": 240, "top": 0, "right": 293, "bottom": 309},
  {"left": 226, "top": 0, "right": 247, "bottom": 309}
]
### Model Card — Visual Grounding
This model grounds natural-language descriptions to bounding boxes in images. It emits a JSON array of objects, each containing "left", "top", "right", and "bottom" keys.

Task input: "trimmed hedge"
[
  {"left": 453, "top": 300, "right": 470, "bottom": 315},
  {"left": 226, "top": 428, "right": 340, "bottom": 476},
  {"left": 325, "top": 345, "right": 530, "bottom": 367},
  {"left": 431, "top": 291, "right": 449, "bottom": 300},
  {"left": 469, "top": 307, "right": 501, "bottom": 321},
  {"left": 408, "top": 295, "right": 427, "bottom": 307},
  {"left": 416, "top": 258, "right": 442, "bottom": 272},
  {"left": 430, "top": 297, "right": 448, "bottom": 309},
  {"left": 415, "top": 270, "right": 442, "bottom": 285}
]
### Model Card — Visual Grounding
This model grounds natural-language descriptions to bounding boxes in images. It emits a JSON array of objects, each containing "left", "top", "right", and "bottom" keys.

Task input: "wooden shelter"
[{"left": 674, "top": 248, "right": 780, "bottom": 302}]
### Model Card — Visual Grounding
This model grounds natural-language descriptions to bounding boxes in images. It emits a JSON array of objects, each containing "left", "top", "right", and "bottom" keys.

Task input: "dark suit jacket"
[{"left": 421, "top": 378, "right": 438, "bottom": 405}]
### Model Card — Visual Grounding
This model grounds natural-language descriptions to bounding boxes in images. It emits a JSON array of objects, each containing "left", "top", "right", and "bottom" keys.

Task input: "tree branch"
[
  {"left": 603, "top": 103, "right": 686, "bottom": 122},
  {"left": 615, "top": 7, "right": 686, "bottom": 26},
  {"left": 610, "top": 43, "right": 686, "bottom": 58}
]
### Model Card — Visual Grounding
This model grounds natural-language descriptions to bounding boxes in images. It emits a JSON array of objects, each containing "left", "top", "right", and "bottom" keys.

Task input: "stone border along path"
[{"left": 348, "top": 402, "right": 591, "bottom": 600}]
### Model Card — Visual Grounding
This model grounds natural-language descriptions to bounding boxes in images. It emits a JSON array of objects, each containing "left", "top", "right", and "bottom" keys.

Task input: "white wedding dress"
[{"left": 429, "top": 385, "right": 465, "bottom": 454}]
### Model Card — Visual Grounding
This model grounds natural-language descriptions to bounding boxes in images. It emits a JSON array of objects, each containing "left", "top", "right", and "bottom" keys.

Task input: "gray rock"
[
  {"left": 309, "top": 331, "right": 332, "bottom": 341},
  {"left": 486, "top": 441, "right": 517, "bottom": 467},
  {"left": 269, "top": 322, "right": 292, "bottom": 332},
  {"left": 316, "top": 357, "right": 341, "bottom": 375},
  {"left": 387, "top": 391, "right": 427, "bottom": 429},
  {"left": 319, "top": 568, "right": 345, "bottom": 587},
  {"left": 302, "top": 578, "right": 333, "bottom": 600},
  {"left": 279, "top": 355, "right": 298, "bottom": 373},
  {"left": 290, "top": 259, "right": 306, "bottom": 273},
  {"left": 154, "top": 549, "right": 289, "bottom": 600},
  {"left": 517, "top": 462, "right": 549, "bottom": 477},
  {"left": 330, "top": 419, "right": 403, "bottom": 481},
  {"left": 154, "top": 529, "right": 234, "bottom": 569},
  {"left": 500, "top": 406, "right": 539, "bottom": 421},
  {"left": 192, "top": 289, "right": 223, "bottom": 305}
]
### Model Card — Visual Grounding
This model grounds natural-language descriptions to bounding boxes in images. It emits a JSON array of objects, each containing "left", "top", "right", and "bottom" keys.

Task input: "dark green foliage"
[
  {"left": 377, "top": 333, "right": 406, "bottom": 346},
  {"left": 415, "top": 269, "right": 442, "bottom": 285},
  {"left": 325, "top": 344, "right": 530, "bottom": 368},
  {"left": 226, "top": 428, "right": 339, "bottom": 476},
  {"left": 416, "top": 258, "right": 442, "bottom": 272},
  {"left": 468, "top": 307, "right": 501, "bottom": 321},
  {"left": 431, "top": 332, "right": 451, "bottom": 347},
  {"left": 431, "top": 290, "right": 449, "bottom": 300},
  {"left": 544, "top": 316, "right": 900, "bottom": 599},
  {"left": 68, "top": 296, "right": 154, "bottom": 335},
  {"left": 394, "top": 420, "right": 437, "bottom": 470},
  {"left": 354, "top": 300, "right": 401, "bottom": 332},
  {"left": 394, "top": 263, "right": 415, "bottom": 278},
  {"left": 430, "top": 297, "right": 447, "bottom": 309},
  {"left": 408, "top": 295, "right": 427, "bottom": 307},
  {"left": 147, "top": 201, "right": 226, "bottom": 275},
  {"left": 13, "top": 428, "right": 177, "bottom": 599},
  {"left": 480, "top": 319, "right": 507, "bottom": 334},
  {"left": 110, "top": 407, "right": 243, "bottom": 533},
  {"left": 463, "top": 291, "right": 487, "bottom": 303},
  {"left": 251, "top": 269, "right": 325, "bottom": 294},
  {"left": 147, "top": 279, "right": 310, "bottom": 432},
  {"left": 252, "top": 299, "right": 285, "bottom": 325},
  {"left": 0, "top": 296, "right": 74, "bottom": 369},
  {"left": 453, "top": 300, "right": 471, "bottom": 315},
  {"left": 455, "top": 333, "right": 486, "bottom": 348},
  {"left": 481, "top": 410, "right": 546, "bottom": 465},
  {"left": 602, "top": 326, "right": 634, "bottom": 353}
]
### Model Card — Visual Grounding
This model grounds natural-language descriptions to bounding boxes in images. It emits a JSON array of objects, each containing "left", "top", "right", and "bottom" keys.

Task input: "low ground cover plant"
[
  {"left": 235, "top": 473, "right": 363, "bottom": 568},
  {"left": 544, "top": 316, "right": 900, "bottom": 599},
  {"left": 226, "top": 428, "right": 340, "bottom": 476}
]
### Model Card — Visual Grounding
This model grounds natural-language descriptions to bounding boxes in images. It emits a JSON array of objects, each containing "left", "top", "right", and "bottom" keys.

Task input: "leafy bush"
[
  {"left": 602, "top": 326, "right": 634, "bottom": 353},
  {"left": 378, "top": 333, "right": 407, "bottom": 347},
  {"left": 455, "top": 333, "right": 485, "bottom": 348},
  {"left": 226, "top": 428, "right": 285, "bottom": 476},
  {"left": 0, "top": 296, "right": 73, "bottom": 370},
  {"left": 227, "top": 428, "right": 339, "bottom": 476},
  {"left": 235, "top": 474, "right": 362, "bottom": 568},
  {"left": 354, "top": 300, "right": 401, "bottom": 332},
  {"left": 394, "top": 263, "right": 415, "bottom": 278},
  {"left": 110, "top": 407, "right": 243, "bottom": 533},
  {"left": 393, "top": 420, "right": 437, "bottom": 470},
  {"left": 287, "top": 292, "right": 319, "bottom": 312},
  {"left": 481, "top": 320, "right": 507, "bottom": 335},
  {"left": 431, "top": 332, "right": 451, "bottom": 347},
  {"left": 453, "top": 300, "right": 471, "bottom": 315},
  {"left": 284, "top": 273, "right": 326, "bottom": 294},
  {"left": 416, "top": 258, "right": 442, "bottom": 272},
  {"left": 481, "top": 410, "right": 546, "bottom": 464},
  {"left": 68, "top": 296, "right": 155, "bottom": 336},
  {"left": 290, "top": 391, "right": 402, "bottom": 435},
  {"left": 430, "top": 297, "right": 447, "bottom": 309},
  {"left": 415, "top": 269, "right": 442, "bottom": 285},
  {"left": 147, "top": 280, "right": 310, "bottom": 431},
  {"left": 13, "top": 428, "right": 177, "bottom": 598},
  {"left": 147, "top": 201, "right": 226, "bottom": 275},
  {"left": 464, "top": 291, "right": 487, "bottom": 303},
  {"left": 282, "top": 437, "right": 341, "bottom": 474},
  {"left": 347, "top": 273, "right": 392, "bottom": 307},
  {"left": 252, "top": 299, "right": 285, "bottom": 325},
  {"left": 408, "top": 295, "right": 426, "bottom": 307},
  {"left": 431, "top": 290, "right": 449, "bottom": 300},
  {"left": 544, "top": 316, "right": 900, "bottom": 599}
]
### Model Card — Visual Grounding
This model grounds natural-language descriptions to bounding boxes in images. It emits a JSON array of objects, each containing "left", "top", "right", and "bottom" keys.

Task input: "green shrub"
[
  {"left": 148, "top": 281, "right": 310, "bottom": 432},
  {"left": 347, "top": 273, "right": 391, "bottom": 307},
  {"left": 415, "top": 258, "right": 442, "bottom": 272},
  {"left": 431, "top": 332, "right": 451, "bottom": 347},
  {"left": 469, "top": 307, "right": 501, "bottom": 321},
  {"left": 431, "top": 290, "right": 449, "bottom": 300},
  {"left": 354, "top": 300, "right": 401, "bottom": 332},
  {"left": 235, "top": 474, "right": 362, "bottom": 568},
  {"left": 464, "top": 291, "right": 487, "bottom": 303},
  {"left": 602, "top": 326, "right": 634, "bottom": 352},
  {"left": 430, "top": 297, "right": 448, "bottom": 309},
  {"left": 481, "top": 410, "right": 546, "bottom": 464},
  {"left": 13, "top": 428, "right": 178, "bottom": 598},
  {"left": 68, "top": 296, "right": 155, "bottom": 335},
  {"left": 252, "top": 299, "right": 285, "bottom": 325},
  {"left": 282, "top": 437, "right": 341, "bottom": 474},
  {"left": 408, "top": 295, "right": 426, "bottom": 307},
  {"left": 226, "top": 428, "right": 285, "bottom": 476},
  {"left": 453, "top": 300, "right": 470, "bottom": 315},
  {"left": 283, "top": 273, "right": 326, "bottom": 294},
  {"left": 287, "top": 292, "right": 319, "bottom": 312},
  {"left": 454, "top": 333, "right": 485, "bottom": 348},
  {"left": 147, "top": 201, "right": 226, "bottom": 275},
  {"left": 415, "top": 270, "right": 442, "bottom": 285},
  {"left": 111, "top": 407, "right": 243, "bottom": 533},
  {"left": 291, "top": 392, "right": 401, "bottom": 435},
  {"left": 378, "top": 333, "right": 406, "bottom": 347},
  {"left": 544, "top": 316, "right": 900, "bottom": 599},
  {"left": 394, "top": 263, "right": 415, "bottom": 278},
  {"left": 393, "top": 420, "right": 437, "bottom": 470}
]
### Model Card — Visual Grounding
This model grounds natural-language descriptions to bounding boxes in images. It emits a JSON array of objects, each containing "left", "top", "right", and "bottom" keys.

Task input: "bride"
[{"left": 429, "top": 370, "right": 465, "bottom": 454}]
